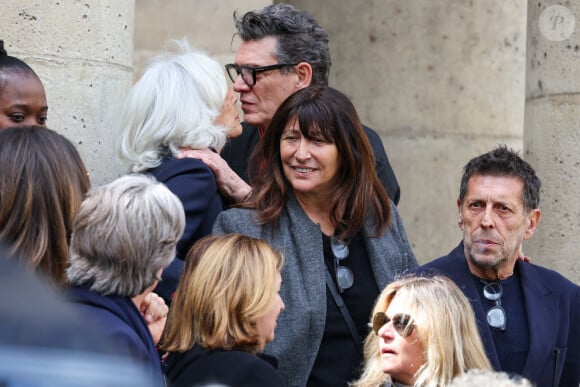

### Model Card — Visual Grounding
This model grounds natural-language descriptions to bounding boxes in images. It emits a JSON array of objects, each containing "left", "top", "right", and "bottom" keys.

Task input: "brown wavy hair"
[{"left": 246, "top": 86, "right": 390, "bottom": 241}]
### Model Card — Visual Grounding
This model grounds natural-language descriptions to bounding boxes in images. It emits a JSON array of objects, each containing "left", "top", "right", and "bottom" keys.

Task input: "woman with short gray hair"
[{"left": 67, "top": 174, "right": 185, "bottom": 386}]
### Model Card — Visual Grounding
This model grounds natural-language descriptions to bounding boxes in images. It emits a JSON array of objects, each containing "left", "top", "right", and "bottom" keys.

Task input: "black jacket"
[
  {"left": 419, "top": 242, "right": 580, "bottom": 387},
  {"left": 149, "top": 156, "right": 225, "bottom": 304},
  {"left": 164, "top": 345, "right": 284, "bottom": 387}
]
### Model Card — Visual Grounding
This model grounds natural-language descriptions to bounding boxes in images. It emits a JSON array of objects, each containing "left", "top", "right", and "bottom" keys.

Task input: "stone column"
[
  {"left": 1, "top": 1, "right": 135, "bottom": 186},
  {"left": 284, "top": 0, "right": 527, "bottom": 263},
  {"left": 524, "top": 2, "right": 580, "bottom": 284}
]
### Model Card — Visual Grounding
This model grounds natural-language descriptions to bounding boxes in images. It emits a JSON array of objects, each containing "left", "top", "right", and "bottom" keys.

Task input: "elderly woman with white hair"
[
  {"left": 117, "top": 39, "right": 241, "bottom": 304},
  {"left": 66, "top": 174, "right": 185, "bottom": 386}
]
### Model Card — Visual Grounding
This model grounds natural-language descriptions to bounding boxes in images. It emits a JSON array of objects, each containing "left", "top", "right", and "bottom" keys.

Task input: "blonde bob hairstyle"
[
  {"left": 352, "top": 275, "right": 491, "bottom": 387},
  {"left": 160, "top": 234, "right": 284, "bottom": 354}
]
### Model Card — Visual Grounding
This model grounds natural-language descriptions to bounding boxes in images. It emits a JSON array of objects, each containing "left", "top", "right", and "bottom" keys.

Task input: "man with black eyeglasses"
[
  {"left": 418, "top": 146, "right": 580, "bottom": 387},
  {"left": 183, "top": 4, "right": 400, "bottom": 206}
]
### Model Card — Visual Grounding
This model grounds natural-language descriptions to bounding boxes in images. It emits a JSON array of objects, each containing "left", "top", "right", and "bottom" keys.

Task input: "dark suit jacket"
[
  {"left": 164, "top": 345, "right": 284, "bottom": 387},
  {"left": 149, "top": 157, "right": 225, "bottom": 303},
  {"left": 0, "top": 247, "right": 129, "bottom": 355},
  {"left": 150, "top": 157, "right": 224, "bottom": 259},
  {"left": 419, "top": 242, "right": 580, "bottom": 387},
  {"left": 67, "top": 286, "right": 164, "bottom": 386},
  {"left": 221, "top": 122, "right": 401, "bottom": 204}
]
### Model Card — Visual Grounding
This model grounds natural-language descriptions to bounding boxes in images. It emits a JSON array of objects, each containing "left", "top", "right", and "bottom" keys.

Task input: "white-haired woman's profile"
[{"left": 117, "top": 39, "right": 242, "bottom": 304}]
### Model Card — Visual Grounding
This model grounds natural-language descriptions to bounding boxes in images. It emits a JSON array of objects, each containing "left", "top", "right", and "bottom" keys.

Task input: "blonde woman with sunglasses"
[{"left": 352, "top": 275, "right": 491, "bottom": 387}]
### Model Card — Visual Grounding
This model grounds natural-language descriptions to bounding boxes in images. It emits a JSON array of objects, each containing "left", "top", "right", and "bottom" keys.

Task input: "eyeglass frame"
[
  {"left": 372, "top": 312, "right": 415, "bottom": 337},
  {"left": 224, "top": 62, "right": 299, "bottom": 87},
  {"left": 482, "top": 281, "right": 507, "bottom": 331},
  {"left": 330, "top": 237, "right": 353, "bottom": 293}
]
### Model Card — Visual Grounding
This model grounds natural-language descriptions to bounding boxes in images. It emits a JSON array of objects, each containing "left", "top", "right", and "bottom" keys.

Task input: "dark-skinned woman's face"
[{"left": 0, "top": 71, "right": 47, "bottom": 129}]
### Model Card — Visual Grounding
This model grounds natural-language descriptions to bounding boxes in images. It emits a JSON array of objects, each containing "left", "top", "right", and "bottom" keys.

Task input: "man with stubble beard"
[{"left": 419, "top": 145, "right": 579, "bottom": 387}]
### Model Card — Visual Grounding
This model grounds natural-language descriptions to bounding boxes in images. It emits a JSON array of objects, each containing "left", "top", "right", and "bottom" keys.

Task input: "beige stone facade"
[
  {"left": 2, "top": 0, "right": 134, "bottom": 185},
  {"left": 524, "top": 2, "right": 580, "bottom": 277},
  {"left": 134, "top": 0, "right": 271, "bottom": 79},
  {"left": 287, "top": 0, "right": 527, "bottom": 264}
]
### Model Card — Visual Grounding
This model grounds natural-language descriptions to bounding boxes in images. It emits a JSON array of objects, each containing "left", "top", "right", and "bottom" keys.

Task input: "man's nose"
[
  {"left": 233, "top": 74, "right": 250, "bottom": 92},
  {"left": 481, "top": 207, "right": 494, "bottom": 228}
]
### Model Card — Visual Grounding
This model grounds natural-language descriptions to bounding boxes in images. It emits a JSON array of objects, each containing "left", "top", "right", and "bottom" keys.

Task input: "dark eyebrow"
[
  {"left": 237, "top": 62, "right": 265, "bottom": 68},
  {"left": 9, "top": 104, "right": 48, "bottom": 111}
]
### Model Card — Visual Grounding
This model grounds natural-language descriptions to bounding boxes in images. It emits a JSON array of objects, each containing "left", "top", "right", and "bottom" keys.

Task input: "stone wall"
[
  {"left": 285, "top": 0, "right": 527, "bottom": 264},
  {"left": 134, "top": 0, "right": 271, "bottom": 79},
  {"left": 524, "top": 2, "right": 580, "bottom": 281},
  {"left": 2, "top": 0, "right": 135, "bottom": 185}
]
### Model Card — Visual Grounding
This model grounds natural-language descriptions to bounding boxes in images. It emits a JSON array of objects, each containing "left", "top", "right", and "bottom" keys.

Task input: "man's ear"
[
  {"left": 524, "top": 208, "right": 541, "bottom": 239},
  {"left": 457, "top": 198, "right": 464, "bottom": 230},
  {"left": 295, "top": 62, "right": 313, "bottom": 90}
]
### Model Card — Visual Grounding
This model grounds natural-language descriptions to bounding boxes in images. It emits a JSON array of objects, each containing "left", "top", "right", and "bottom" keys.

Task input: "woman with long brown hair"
[
  {"left": 214, "top": 86, "right": 418, "bottom": 386},
  {"left": 0, "top": 126, "right": 90, "bottom": 285}
]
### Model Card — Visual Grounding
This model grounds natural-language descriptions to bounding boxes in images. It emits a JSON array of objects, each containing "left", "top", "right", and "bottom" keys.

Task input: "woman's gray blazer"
[{"left": 213, "top": 194, "right": 417, "bottom": 387}]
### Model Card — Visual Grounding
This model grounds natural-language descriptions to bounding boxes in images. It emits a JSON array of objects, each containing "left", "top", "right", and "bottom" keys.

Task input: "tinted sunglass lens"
[
  {"left": 330, "top": 238, "right": 349, "bottom": 259},
  {"left": 487, "top": 306, "right": 506, "bottom": 329},
  {"left": 392, "top": 314, "right": 414, "bottom": 337},
  {"left": 336, "top": 266, "right": 354, "bottom": 290},
  {"left": 373, "top": 312, "right": 388, "bottom": 334},
  {"left": 373, "top": 313, "right": 414, "bottom": 337},
  {"left": 483, "top": 282, "right": 502, "bottom": 301},
  {"left": 393, "top": 314, "right": 411, "bottom": 328}
]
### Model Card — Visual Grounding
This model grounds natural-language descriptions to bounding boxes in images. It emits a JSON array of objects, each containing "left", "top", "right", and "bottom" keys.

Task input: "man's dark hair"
[
  {"left": 459, "top": 145, "right": 541, "bottom": 211},
  {"left": 233, "top": 4, "right": 330, "bottom": 86}
]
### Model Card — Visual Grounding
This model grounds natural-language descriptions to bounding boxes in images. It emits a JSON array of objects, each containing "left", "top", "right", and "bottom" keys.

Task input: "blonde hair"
[
  {"left": 160, "top": 234, "right": 284, "bottom": 354},
  {"left": 352, "top": 275, "right": 491, "bottom": 387}
]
